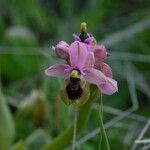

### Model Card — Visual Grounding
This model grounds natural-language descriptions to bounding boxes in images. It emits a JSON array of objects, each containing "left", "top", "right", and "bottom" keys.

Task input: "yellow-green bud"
[{"left": 80, "top": 22, "right": 87, "bottom": 33}]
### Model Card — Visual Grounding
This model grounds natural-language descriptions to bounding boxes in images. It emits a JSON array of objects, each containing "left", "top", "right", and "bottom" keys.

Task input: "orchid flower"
[
  {"left": 44, "top": 22, "right": 118, "bottom": 150},
  {"left": 45, "top": 41, "right": 118, "bottom": 97}
]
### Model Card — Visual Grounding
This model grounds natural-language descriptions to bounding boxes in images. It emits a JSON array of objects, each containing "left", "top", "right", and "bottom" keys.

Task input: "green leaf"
[
  {"left": 25, "top": 129, "right": 50, "bottom": 150},
  {"left": 0, "top": 85, "right": 15, "bottom": 150},
  {"left": 11, "top": 141, "right": 27, "bottom": 150}
]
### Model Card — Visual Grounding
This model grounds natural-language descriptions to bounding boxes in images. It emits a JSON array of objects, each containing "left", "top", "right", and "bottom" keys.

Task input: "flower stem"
[
  {"left": 98, "top": 94, "right": 110, "bottom": 150},
  {"left": 72, "top": 106, "right": 78, "bottom": 150}
]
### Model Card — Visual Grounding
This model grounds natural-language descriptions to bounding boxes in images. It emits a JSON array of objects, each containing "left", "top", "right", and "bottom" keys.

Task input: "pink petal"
[
  {"left": 54, "top": 41, "right": 69, "bottom": 59},
  {"left": 98, "top": 62, "right": 112, "bottom": 78},
  {"left": 98, "top": 77, "right": 118, "bottom": 95},
  {"left": 45, "top": 64, "right": 70, "bottom": 78},
  {"left": 69, "top": 41, "right": 88, "bottom": 69},
  {"left": 84, "top": 37, "right": 94, "bottom": 45},
  {"left": 93, "top": 45, "right": 107, "bottom": 63},
  {"left": 83, "top": 68, "right": 107, "bottom": 85},
  {"left": 73, "top": 34, "right": 81, "bottom": 41},
  {"left": 84, "top": 52, "right": 95, "bottom": 68}
]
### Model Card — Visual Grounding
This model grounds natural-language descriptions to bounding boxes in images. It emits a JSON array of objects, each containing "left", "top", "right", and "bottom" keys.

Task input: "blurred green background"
[{"left": 0, "top": 0, "right": 150, "bottom": 150}]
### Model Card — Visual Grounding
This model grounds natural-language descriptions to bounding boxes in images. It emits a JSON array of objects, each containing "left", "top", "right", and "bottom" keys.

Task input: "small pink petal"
[
  {"left": 45, "top": 64, "right": 70, "bottom": 78},
  {"left": 84, "top": 37, "right": 94, "bottom": 45},
  {"left": 54, "top": 41, "right": 69, "bottom": 59},
  {"left": 73, "top": 34, "right": 81, "bottom": 41},
  {"left": 69, "top": 41, "right": 88, "bottom": 69},
  {"left": 84, "top": 52, "right": 95, "bottom": 68},
  {"left": 98, "top": 62, "right": 112, "bottom": 78},
  {"left": 93, "top": 45, "right": 107, "bottom": 63},
  {"left": 83, "top": 68, "right": 107, "bottom": 85},
  {"left": 98, "top": 77, "right": 118, "bottom": 95}
]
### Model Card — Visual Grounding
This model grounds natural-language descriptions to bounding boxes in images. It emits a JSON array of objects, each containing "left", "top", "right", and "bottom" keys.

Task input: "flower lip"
[
  {"left": 66, "top": 70, "right": 83, "bottom": 100},
  {"left": 66, "top": 83, "right": 83, "bottom": 100}
]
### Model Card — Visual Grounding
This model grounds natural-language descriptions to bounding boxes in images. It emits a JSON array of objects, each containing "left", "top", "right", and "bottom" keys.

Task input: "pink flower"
[{"left": 45, "top": 41, "right": 118, "bottom": 95}]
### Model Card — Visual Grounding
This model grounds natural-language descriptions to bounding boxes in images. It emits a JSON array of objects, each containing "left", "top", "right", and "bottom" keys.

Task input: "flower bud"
[
  {"left": 80, "top": 22, "right": 87, "bottom": 33},
  {"left": 17, "top": 90, "right": 49, "bottom": 125},
  {"left": 54, "top": 41, "right": 69, "bottom": 59}
]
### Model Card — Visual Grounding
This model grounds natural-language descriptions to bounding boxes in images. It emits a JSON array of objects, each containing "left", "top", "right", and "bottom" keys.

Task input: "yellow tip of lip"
[{"left": 70, "top": 70, "right": 80, "bottom": 78}]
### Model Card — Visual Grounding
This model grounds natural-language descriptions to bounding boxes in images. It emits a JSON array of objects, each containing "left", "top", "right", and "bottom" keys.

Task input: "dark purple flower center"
[
  {"left": 79, "top": 33, "right": 89, "bottom": 42},
  {"left": 79, "top": 33, "right": 92, "bottom": 42}
]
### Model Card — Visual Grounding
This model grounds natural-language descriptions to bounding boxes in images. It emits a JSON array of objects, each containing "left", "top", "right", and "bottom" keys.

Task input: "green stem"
[
  {"left": 98, "top": 94, "right": 110, "bottom": 150},
  {"left": 42, "top": 85, "right": 99, "bottom": 150},
  {"left": 72, "top": 107, "right": 78, "bottom": 150}
]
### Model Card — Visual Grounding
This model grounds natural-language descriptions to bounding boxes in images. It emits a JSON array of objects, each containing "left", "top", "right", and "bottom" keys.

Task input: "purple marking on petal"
[
  {"left": 45, "top": 64, "right": 70, "bottom": 78},
  {"left": 98, "top": 77, "right": 118, "bottom": 95},
  {"left": 83, "top": 68, "right": 107, "bottom": 85},
  {"left": 69, "top": 41, "right": 88, "bottom": 70}
]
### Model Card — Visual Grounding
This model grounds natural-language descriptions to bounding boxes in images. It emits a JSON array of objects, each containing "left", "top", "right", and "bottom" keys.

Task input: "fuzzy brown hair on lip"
[{"left": 65, "top": 77, "right": 83, "bottom": 100}]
